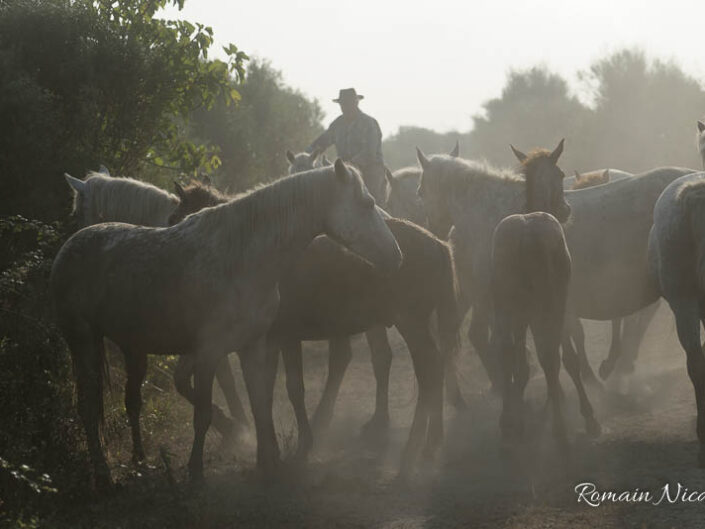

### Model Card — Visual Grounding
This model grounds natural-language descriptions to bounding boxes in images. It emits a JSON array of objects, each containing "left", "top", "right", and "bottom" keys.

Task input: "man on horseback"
[{"left": 306, "top": 88, "right": 386, "bottom": 202}]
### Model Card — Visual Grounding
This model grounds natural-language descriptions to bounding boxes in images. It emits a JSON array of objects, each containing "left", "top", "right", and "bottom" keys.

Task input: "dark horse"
[
  {"left": 168, "top": 182, "right": 461, "bottom": 473},
  {"left": 492, "top": 212, "right": 572, "bottom": 448}
]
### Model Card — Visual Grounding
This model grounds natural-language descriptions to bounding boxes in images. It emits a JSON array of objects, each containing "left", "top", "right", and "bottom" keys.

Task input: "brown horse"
[
  {"left": 170, "top": 182, "right": 461, "bottom": 473},
  {"left": 491, "top": 213, "right": 572, "bottom": 448},
  {"left": 570, "top": 169, "right": 610, "bottom": 190}
]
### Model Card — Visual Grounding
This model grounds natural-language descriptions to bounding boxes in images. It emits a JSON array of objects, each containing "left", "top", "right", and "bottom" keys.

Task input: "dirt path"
[{"left": 54, "top": 305, "right": 705, "bottom": 528}]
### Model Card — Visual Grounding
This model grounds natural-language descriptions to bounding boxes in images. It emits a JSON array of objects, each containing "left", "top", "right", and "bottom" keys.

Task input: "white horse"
[
  {"left": 648, "top": 171, "right": 705, "bottom": 466},
  {"left": 64, "top": 169, "right": 178, "bottom": 228},
  {"left": 51, "top": 160, "right": 402, "bottom": 489}
]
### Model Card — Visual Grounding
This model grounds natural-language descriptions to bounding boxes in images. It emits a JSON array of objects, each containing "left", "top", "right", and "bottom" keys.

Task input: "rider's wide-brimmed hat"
[{"left": 333, "top": 88, "right": 364, "bottom": 103}]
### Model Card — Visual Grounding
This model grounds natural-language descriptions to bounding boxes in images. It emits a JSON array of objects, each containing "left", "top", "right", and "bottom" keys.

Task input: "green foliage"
[
  {"left": 0, "top": 0, "right": 246, "bottom": 220},
  {"left": 190, "top": 59, "right": 324, "bottom": 192},
  {"left": 0, "top": 216, "right": 88, "bottom": 517}
]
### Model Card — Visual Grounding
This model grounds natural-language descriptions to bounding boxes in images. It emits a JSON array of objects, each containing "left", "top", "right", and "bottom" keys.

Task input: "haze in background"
[{"left": 160, "top": 0, "right": 704, "bottom": 135}]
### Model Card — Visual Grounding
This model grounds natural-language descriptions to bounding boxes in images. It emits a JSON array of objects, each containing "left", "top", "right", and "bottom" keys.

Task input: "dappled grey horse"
[
  {"left": 648, "top": 171, "right": 705, "bottom": 466},
  {"left": 51, "top": 161, "right": 401, "bottom": 489}
]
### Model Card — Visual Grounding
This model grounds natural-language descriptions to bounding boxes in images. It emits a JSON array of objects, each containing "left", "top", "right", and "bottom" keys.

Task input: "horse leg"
[
  {"left": 361, "top": 325, "right": 392, "bottom": 438},
  {"left": 561, "top": 327, "right": 601, "bottom": 437},
  {"left": 598, "top": 318, "right": 623, "bottom": 381},
  {"left": 512, "top": 321, "right": 530, "bottom": 439},
  {"left": 468, "top": 304, "right": 501, "bottom": 393},
  {"left": 187, "top": 351, "right": 220, "bottom": 483},
  {"left": 214, "top": 355, "right": 249, "bottom": 431},
  {"left": 532, "top": 319, "right": 568, "bottom": 453},
  {"left": 671, "top": 299, "right": 705, "bottom": 466},
  {"left": 66, "top": 323, "right": 111, "bottom": 490},
  {"left": 124, "top": 352, "right": 147, "bottom": 463},
  {"left": 395, "top": 316, "right": 442, "bottom": 475},
  {"left": 492, "top": 309, "right": 515, "bottom": 443},
  {"left": 616, "top": 301, "right": 660, "bottom": 377},
  {"left": 444, "top": 352, "right": 466, "bottom": 411},
  {"left": 239, "top": 337, "right": 280, "bottom": 475},
  {"left": 568, "top": 315, "right": 601, "bottom": 388},
  {"left": 281, "top": 339, "right": 313, "bottom": 460},
  {"left": 174, "top": 356, "right": 235, "bottom": 438},
  {"left": 311, "top": 336, "right": 352, "bottom": 433}
]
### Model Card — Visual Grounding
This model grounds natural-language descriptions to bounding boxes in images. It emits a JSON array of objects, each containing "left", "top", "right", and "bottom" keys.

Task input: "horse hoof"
[{"left": 586, "top": 417, "right": 602, "bottom": 438}]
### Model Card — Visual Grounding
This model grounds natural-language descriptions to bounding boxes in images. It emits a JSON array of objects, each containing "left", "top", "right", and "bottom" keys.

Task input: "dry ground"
[{"left": 45, "top": 303, "right": 705, "bottom": 528}]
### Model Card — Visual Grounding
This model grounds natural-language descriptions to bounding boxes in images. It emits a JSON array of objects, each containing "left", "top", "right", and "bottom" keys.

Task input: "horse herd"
[{"left": 52, "top": 121, "right": 705, "bottom": 490}]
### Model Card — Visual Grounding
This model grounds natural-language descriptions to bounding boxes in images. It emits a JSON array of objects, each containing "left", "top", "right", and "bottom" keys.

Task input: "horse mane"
[
  {"left": 182, "top": 165, "right": 364, "bottom": 257},
  {"left": 80, "top": 172, "right": 178, "bottom": 227},
  {"left": 182, "top": 181, "right": 228, "bottom": 205},
  {"left": 424, "top": 155, "right": 524, "bottom": 209},
  {"left": 518, "top": 149, "right": 553, "bottom": 176}
]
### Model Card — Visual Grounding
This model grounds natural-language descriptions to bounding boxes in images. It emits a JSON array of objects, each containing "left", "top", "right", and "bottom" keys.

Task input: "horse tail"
[
  {"left": 436, "top": 241, "right": 461, "bottom": 360},
  {"left": 67, "top": 324, "right": 107, "bottom": 434},
  {"left": 434, "top": 240, "right": 464, "bottom": 407}
]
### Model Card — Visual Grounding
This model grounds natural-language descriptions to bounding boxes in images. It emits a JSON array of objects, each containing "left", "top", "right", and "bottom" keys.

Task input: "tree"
[
  {"left": 580, "top": 49, "right": 705, "bottom": 172},
  {"left": 467, "top": 66, "right": 589, "bottom": 171},
  {"left": 0, "top": 0, "right": 247, "bottom": 220},
  {"left": 190, "top": 59, "right": 324, "bottom": 191}
]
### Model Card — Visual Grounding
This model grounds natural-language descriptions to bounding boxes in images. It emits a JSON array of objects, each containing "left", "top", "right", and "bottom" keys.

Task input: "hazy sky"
[{"left": 160, "top": 0, "right": 704, "bottom": 136}]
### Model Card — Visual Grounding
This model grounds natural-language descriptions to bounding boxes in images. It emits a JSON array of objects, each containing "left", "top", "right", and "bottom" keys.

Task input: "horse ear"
[
  {"left": 385, "top": 167, "right": 395, "bottom": 188},
  {"left": 202, "top": 174, "right": 212, "bottom": 186},
  {"left": 449, "top": 140, "right": 459, "bottom": 158},
  {"left": 698, "top": 121, "right": 705, "bottom": 133},
  {"left": 510, "top": 145, "right": 527, "bottom": 163},
  {"left": 334, "top": 158, "right": 350, "bottom": 182},
  {"left": 174, "top": 181, "right": 186, "bottom": 199},
  {"left": 286, "top": 150, "right": 296, "bottom": 164},
  {"left": 321, "top": 154, "right": 332, "bottom": 167},
  {"left": 549, "top": 138, "right": 565, "bottom": 164},
  {"left": 98, "top": 164, "right": 110, "bottom": 175},
  {"left": 602, "top": 169, "right": 610, "bottom": 182},
  {"left": 574, "top": 170, "right": 582, "bottom": 181},
  {"left": 64, "top": 173, "right": 86, "bottom": 194},
  {"left": 416, "top": 147, "right": 430, "bottom": 170}
]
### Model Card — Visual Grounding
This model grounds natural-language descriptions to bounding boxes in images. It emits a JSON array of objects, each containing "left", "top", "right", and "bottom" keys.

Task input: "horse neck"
[
  {"left": 198, "top": 172, "right": 330, "bottom": 277},
  {"left": 446, "top": 174, "right": 526, "bottom": 232}
]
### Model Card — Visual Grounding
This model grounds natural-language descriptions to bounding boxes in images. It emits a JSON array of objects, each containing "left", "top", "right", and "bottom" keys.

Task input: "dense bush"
[
  {"left": 0, "top": 0, "right": 246, "bottom": 220},
  {"left": 0, "top": 217, "right": 86, "bottom": 521}
]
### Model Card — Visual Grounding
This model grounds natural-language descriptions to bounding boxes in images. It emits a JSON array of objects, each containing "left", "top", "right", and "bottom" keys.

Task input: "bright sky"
[{"left": 160, "top": 0, "right": 705, "bottom": 136}]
